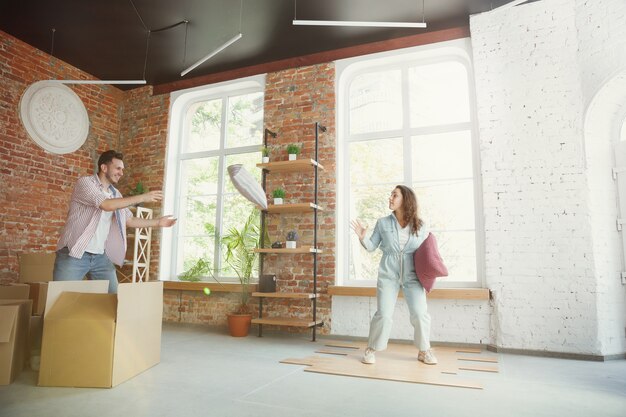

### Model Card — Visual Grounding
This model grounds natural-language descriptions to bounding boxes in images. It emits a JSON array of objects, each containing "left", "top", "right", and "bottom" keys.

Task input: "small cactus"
[{"left": 286, "top": 230, "right": 299, "bottom": 241}]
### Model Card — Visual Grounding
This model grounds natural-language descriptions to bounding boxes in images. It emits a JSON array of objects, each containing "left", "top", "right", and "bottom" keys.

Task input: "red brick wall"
[
  {"left": 117, "top": 87, "right": 170, "bottom": 280},
  {"left": 261, "top": 64, "right": 336, "bottom": 334},
  {"left": 0, "top": 30, "right": 124, "bottom": 282},
  {"left": 0, "top": 30, "right": 169, "bottom": 283}
]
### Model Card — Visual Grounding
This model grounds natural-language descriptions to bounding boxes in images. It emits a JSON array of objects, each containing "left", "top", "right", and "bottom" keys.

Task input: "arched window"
[
  {"left": 336, "top": 39, "right": 483, "bottom": 287},
  {"left": 161, "top": 76, "right": 265, "bottom": 280}
]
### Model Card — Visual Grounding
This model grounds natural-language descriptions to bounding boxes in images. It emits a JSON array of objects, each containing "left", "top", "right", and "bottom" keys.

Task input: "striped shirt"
[{"left": 56, "top": 175, "right": 133, "bottom": 266}]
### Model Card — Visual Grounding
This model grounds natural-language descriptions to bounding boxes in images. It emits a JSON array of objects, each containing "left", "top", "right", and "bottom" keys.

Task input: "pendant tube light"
[
  {"left": 181, "top": 32, "right": 242, "bottom": 77},
  {"left": 292, "top": 19, "right": 426, "bottom": 28},
  {"left": 51, "top": 80, "right": 147, "bottom": 85}
]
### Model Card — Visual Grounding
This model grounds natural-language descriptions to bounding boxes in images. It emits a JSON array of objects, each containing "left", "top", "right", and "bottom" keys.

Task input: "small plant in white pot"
[
  {"left": 285, "top": 230, "right": 299, "bottom": 249},
  {"left": 261, "top": 146, "right": 270, "bottom": 163},
  {"left": 272, "top": 188, "right": 285, "bottom": 205},
  {"left": 287, "top": 144, "right": 301, "bottom": 161}
]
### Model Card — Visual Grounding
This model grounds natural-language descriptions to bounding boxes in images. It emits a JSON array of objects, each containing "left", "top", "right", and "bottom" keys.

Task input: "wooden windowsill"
[
  {"left": 328, "top": 285, "right": 490, "bottom": 300},
  {"left": 163, "top": 281, "right": 258, "bottom": 293},
  {"left": 162, "top": 282, "right": 490, "bottom": 300}
]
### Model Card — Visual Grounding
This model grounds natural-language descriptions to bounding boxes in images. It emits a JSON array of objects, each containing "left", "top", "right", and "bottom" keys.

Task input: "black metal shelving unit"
[{"left": 253, "top": 123, "right": 326, "bottom": 341}]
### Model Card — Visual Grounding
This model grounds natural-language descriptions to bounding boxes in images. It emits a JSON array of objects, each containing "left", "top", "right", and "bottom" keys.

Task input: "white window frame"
[
  {"left": 160, "top": 74, "right": 266, "bottom": 281},
  {"left": 335, "top": 38, "right": 484, "bottom": 288}
]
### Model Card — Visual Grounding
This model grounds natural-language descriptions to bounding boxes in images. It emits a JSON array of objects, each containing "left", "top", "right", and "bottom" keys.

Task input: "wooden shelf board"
[
  {"left": 255, "top": 247, "right": 322, "bottom": 254},
  {"left": 256, "top": 159, "right": 324, "bottom": 173},
  {"left": 252, "top": 292, "right": 317, "bottom": 299},
  {"left": 252, "top": 317, "right": 323, "bottom": 327},
  {"left": 266, "top": 203, "right": 323, "bottom": 213}
]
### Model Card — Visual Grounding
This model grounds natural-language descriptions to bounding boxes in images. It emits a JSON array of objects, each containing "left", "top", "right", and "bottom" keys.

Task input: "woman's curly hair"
[{"left": 395, "top": 185, "right": 423, "bottom": 235}]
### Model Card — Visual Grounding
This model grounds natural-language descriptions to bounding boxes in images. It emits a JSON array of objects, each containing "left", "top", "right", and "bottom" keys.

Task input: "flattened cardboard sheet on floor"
[
  {"left": 0, "top": 299, "right": 32, "bottom": 385},
  {"left": 38, "top": 281, "right": 163, "bottom": 388},
  {"left": 281, "top": 341, "right": 499, "bottom": 390}
]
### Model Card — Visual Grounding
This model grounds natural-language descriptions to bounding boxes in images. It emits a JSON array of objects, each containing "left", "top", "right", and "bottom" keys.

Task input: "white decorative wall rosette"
[{"left": 19, "top": 81, "right": 90, "bottom": 154}]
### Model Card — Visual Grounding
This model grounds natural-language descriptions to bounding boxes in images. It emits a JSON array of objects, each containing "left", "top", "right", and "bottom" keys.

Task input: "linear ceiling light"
[
  {"left": 181, "top": 32, "right": 243, "bottom": 77},
  {"left": 52, "top": 80, "right": 147, "bottom": 85},
  {"left": 292, "top": 0, "right": 426, "bottom": 29},
  {"left": 292, "top": 20, "right": 426, "bottom": 28}
]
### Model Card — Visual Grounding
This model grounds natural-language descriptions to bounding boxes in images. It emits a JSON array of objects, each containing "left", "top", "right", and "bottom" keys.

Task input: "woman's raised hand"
[{"left": 350, "top": 219, "right": 367, "bottom": 240}]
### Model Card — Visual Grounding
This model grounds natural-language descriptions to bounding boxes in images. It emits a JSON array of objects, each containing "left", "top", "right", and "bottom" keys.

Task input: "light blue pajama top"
[{"left": 360, "top": 214, "right": 429, "bottom": 284}]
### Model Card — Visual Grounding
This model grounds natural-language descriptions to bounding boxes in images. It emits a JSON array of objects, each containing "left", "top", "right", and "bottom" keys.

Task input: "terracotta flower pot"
[{"left": 227, "top": 313, "right": 252, "bottom": 337}]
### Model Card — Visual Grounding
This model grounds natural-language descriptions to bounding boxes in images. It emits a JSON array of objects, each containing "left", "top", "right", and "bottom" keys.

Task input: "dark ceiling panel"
[{"left": 0, "top": 0, "right": 517, "bottom": 90}]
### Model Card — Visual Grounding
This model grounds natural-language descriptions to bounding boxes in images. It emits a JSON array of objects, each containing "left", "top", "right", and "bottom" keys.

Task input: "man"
[{"left": 53, "top": 150, "right": 176, "bottom": 293}]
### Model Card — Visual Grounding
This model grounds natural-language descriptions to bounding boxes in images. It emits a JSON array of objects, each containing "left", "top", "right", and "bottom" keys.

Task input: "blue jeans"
[
  {"left": 53, "top": 247, "right": 118, "bottom": 293},
  {"left": 368, "top": 275, "right": 431, "bottom": 351}
]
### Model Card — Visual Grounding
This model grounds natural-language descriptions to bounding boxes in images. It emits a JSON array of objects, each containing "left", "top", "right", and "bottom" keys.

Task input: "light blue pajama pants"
[{"left": 368, "top": 275, "right": 431, "bottom": 351}]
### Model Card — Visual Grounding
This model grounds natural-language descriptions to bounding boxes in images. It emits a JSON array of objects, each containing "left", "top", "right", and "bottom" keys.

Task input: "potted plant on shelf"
[
  {"left": 272, "top": 188, "right": 285, "bottom": 205},
  {"left": 287, "top": 144, "right": 301, "bottom": 161},
  {"left": 261, "top": 146, "right": 270, "bottom": 163},
  {"left": 221, "top": 209, "right": 266, "bottom": 337},
  {"left": 285, "top": 230, "right": 299, "bottom": 249}
]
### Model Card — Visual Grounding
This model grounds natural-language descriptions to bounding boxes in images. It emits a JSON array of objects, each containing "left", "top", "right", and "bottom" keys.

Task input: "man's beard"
[{"left": 105, "top": 172, "right": 118, "bottom": 185}]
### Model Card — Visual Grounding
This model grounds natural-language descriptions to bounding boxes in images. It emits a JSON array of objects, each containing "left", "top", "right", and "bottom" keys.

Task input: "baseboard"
[{"left": 486, "top": 344, "right": 626, "bottom": 361}]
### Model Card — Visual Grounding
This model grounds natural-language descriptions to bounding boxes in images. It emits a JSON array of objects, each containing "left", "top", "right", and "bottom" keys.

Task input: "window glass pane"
[
  {"left": 179, "top": 157, "right": 219, "bottom": 196},
  {"left": 348, "top": 184, "right": 395, "bottom": 281},
  {"left": 432, "top": 231, "right": 476, "bottom": 282},
  {"left": 409, "top": 62, "right": 470, "bottom": 127},
  {"left": 411, "top": 131, "right": 473, "bottom": 181},
  {"left": 413, "top": 180, "right": 475, "bottom": 230},
  {"left": 186, "top": 100, "right": 222, "bottom": 153},
  {"left": 349, "top": 70, "right": 402, "bottom": 134},
  {"left": 182, "top": 196, "right": 217, "bottom": 237},
  {"left": 177, "top": 236, "right": 216, "bottom": 277},
  {"left": 226, "top": 92, "right": 264, "bottom": 148},
  {"left": 349, "top": 138, "right": 403, "bottom": 186}
]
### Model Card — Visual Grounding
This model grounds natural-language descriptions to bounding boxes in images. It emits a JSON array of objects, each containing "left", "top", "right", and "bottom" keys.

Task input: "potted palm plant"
[{"left": 221, "top": 209, "right": 265, "bottom": 337}]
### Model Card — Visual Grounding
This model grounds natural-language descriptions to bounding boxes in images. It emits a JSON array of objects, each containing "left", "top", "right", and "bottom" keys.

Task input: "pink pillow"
[{"left": 413, "top": 233, "right": 448, "bottom": 293}]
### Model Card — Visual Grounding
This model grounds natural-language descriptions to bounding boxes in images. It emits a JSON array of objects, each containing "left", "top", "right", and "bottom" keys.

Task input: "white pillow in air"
[{"left": 227, "top": 164, "right": 268, "bottom": 210}]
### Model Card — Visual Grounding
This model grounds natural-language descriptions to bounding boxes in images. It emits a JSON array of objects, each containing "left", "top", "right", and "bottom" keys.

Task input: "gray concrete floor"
[{"left": 1, "top": 323, "right": 625, "bottom": 417}]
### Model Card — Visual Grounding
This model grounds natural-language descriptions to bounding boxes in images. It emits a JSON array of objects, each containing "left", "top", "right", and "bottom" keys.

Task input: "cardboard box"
[
  {"left": 18, "top": 253, "right": 55, "bottom": 283},
  {"left": 38, "top": 281, "right": 163, "bottom": 388},
  {"left": 0, "top": 299, "right": 33, "bottom": 385},
  {"left": 27, "top": 283, "right": 48, "bottom": 316},
  {"left": 0, "top": 283, "right": 30, "bottom": 301}
]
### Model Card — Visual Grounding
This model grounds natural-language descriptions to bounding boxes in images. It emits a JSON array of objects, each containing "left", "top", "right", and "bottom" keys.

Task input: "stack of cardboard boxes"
[{"left": 0, "top": 253, "right": 163, "bottom": 388}]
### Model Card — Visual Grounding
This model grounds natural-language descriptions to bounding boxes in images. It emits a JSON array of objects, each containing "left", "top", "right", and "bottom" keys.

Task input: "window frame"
[
  {"left": 335, "top": 38, "right": 484, "bottom": 288},
  {"left": 160, "top": 75, "right": 266, "bottom": 281}
]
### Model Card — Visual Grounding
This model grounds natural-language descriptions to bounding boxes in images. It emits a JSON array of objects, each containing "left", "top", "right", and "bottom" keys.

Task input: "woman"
[{"left": 351, "top": 185, "right": 437, "bottom": 365}]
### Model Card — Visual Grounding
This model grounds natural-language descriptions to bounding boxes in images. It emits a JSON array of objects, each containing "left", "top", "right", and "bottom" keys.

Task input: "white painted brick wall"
[
  {"left": 471, "top": 0, "right": 626, "bottom": 355},
  {"left": 584, "top": 70, "right": 626, "bottom": 356},
  {"left": 577, "top": 0, "right": 626, "bottom": 356},
  {"left": 471, "top": 0, "right": 601, "bottom": 353},
  {"left": 576, "top": 0, "right": 626, "bottom": 106},
  {"left": 331, "top": 296, "right": 491, "bottom": 345}
]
